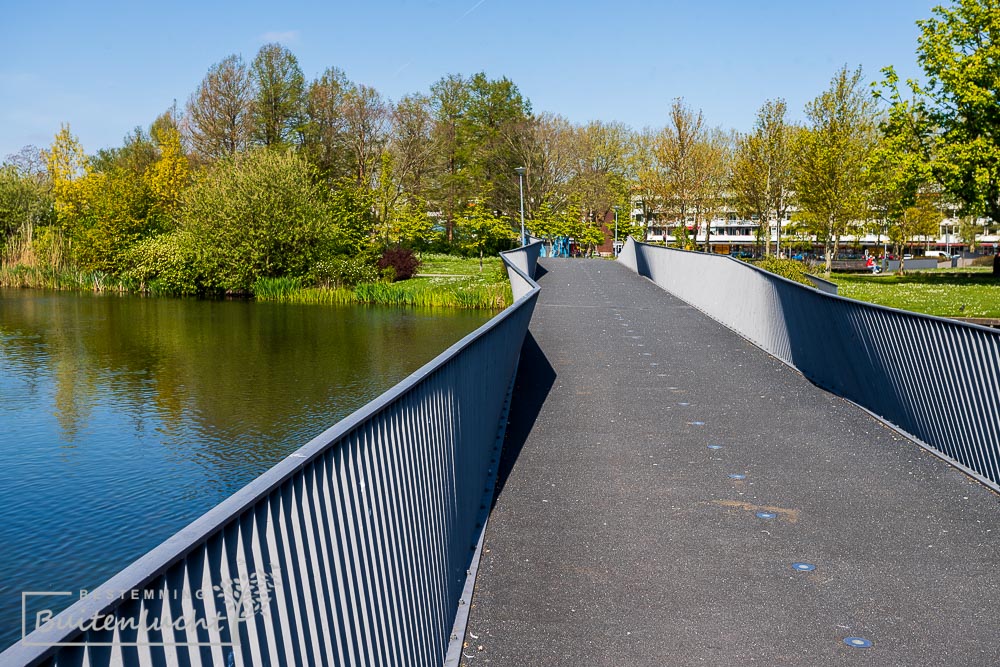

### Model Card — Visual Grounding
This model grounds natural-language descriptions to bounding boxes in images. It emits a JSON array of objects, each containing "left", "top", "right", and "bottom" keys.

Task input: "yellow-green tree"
[
  {"left": 146, "top": 126, "right": 189, "bottom": 215},
  {"left": 457, "top": 198, "right": 516, "bottom": 270},
  {"left": 794, "top": 67, "right": 879, "bottom": 275},
  {"left": 43, "top": 124, "right": 90, "bottom": 229}
]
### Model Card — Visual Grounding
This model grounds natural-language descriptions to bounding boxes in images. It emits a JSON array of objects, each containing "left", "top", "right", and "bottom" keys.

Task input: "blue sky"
[{"left": 1, "top": 0, "right": 937, "bottom": 159}]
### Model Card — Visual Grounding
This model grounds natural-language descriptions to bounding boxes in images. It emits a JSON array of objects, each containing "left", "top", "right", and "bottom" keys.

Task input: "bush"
[
  {"left": 972, "top": 255, "right": 995, "bottom": 267},
  {"left": 122, "top": 231, "right": 200, "bottom": 294},
  {"left": 179, "top": 149, "right": 334, "bottom": 292},
  {"left": 750, "top": 256, "right": 813, "bottom": 286},
  {"left": 377, "top": 247, "right": 421, "bottom": 282},
  {"left": 310, "top": 255, "right": 381, "bottom": 288}
]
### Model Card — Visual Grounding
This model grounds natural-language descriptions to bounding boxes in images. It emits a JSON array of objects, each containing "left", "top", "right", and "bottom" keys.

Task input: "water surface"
[{"left": 0, "top": 289, "right": 492, "bottom": 650}]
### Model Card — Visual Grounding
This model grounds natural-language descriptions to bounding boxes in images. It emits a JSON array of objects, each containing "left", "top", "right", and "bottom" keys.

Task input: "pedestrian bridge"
[{"left": 7, "top": 240, "right": 1000, "bottom": 666}]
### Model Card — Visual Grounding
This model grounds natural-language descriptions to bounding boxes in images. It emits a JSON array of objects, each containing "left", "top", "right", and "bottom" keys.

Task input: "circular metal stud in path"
[
  {"left": 843, "top": 637, "right": 872, "bottom": 649},
  {"left": 791, "top": 562, "right": 815, "bottom": 571}
]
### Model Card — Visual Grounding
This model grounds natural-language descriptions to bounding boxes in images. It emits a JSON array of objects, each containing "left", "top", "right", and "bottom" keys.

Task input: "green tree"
[
  {"left": 251, "top": 43, "right": 305, "bottom": 149},
  {"left": 457, "top": 198, "right": 516, "bottom": 270},
  {"left": 912, "top": 0, "right": 1000, "bottom": 223},
  {"left": 302, "top": 67, "right": 352, "bottom": 183},
  {"left": 890, "top": 200, "right": 943, "bottom": 273},
  {"left": 732, "top": 100, "right": 796, "bottom": 256},
  {"left": 429, "top": 74, "right": 474, "bottom": 242},
  {"left": 870, "top": 69, "right": 938, "bottom": 273},
  {"left": 794, "top": 66, "right": 879, "bottom": 274},
  {"left": 71, "top": 167, "right": 162, "bottom": 274}
]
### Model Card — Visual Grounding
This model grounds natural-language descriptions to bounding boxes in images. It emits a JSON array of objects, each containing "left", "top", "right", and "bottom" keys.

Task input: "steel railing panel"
[{"left": 621, "top": 237, "right": 1000, "bottom": 490}]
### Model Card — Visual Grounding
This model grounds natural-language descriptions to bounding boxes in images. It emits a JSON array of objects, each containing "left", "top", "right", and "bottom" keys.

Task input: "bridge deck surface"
[{"left": 462, "top": 258, "right": 1000, "bottom": 666}]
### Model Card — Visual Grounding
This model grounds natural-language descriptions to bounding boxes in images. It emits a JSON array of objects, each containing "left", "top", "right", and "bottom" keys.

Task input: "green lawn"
[
  {"left": 416, "top": 253, "right": 505, "bottom": 277},
  {"left": 829, "top": 268, "right": 1000, "bottom": 318}
]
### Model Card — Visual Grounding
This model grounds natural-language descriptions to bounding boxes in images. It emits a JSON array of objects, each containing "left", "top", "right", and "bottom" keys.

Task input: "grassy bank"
[
  {"left": 0, "top": 253, "right": 514, "bottom": 310},
  {"left": 0, "top": 264, "right": 135, "bottom": 292},
  {"left": 253, "top": 254, "right": 513, "bottom": 310},
  {"left": 830, "top": 268, "right": 1000, "bottom": 318}
]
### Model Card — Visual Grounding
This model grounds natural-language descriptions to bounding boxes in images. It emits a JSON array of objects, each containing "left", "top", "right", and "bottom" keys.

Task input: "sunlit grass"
[
  {"left": 253, "top": 274, "right": 512, "bottom": 310},
  {"left": 830, "top": 270, "right": 1000, "bottom": 318}
]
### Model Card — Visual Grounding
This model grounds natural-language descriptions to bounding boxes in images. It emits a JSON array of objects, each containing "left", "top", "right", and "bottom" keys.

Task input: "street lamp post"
[
  {"left": 613, "top": 205, "right": 620, "bottom": 257},
  {"left": 515, "top": 167, "right": 526, "bottom": 246},
  {"left": 775, "top": 216, "right": 781, "bottom": 258}
]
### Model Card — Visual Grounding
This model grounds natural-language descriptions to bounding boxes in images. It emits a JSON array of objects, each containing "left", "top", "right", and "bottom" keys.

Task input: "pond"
[{"left": 0, "top": 289, "right": 494, "bottom": 650}]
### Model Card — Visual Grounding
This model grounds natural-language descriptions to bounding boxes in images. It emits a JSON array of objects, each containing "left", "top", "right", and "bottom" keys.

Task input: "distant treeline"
[{"left": 2, "top": 0, "right": 1000, "bottom": 287}]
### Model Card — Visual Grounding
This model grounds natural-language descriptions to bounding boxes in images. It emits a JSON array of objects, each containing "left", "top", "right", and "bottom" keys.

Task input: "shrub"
[
  {"left": 179, "top": 149, "right": 334, "bottom": 292},
  {"left": 750, "top": 256, "right": 813, "bottom": 286},
  {"left": 377, "top": 247, "right": 421, "bottom": 281},
  {"left": 122, "top": 231, "right": 200, "bottom": 294},
  {"left": 972, "top": 255, "right": 995, "bottom": 267},
  {"left": 311, "top": 255, "right": 382, "bottom": 288}
]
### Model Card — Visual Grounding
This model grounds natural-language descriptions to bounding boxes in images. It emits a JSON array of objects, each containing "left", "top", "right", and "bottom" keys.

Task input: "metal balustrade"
[
  {"left": 3, "top": 243, "right": 541, "bottom": 667},
  {"left": 620, "top": 237, "right": 1000, "bottom": 491}
]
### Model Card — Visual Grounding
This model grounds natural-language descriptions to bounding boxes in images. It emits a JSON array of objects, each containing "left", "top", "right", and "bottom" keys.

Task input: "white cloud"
[{"left": 260, "top": 30, "right": 300, "bottom": 44}]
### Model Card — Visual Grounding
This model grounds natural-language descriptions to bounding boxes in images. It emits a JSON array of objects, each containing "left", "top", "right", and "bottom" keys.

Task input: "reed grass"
[
  {"left": 253, "top": 276, "right": 512, "bottom": 310},
  {"left": 0, "top": 264, "right": 135, "bottom": 293}
]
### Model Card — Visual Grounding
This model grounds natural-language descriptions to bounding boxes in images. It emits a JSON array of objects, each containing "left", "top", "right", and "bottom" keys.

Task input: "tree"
[
  {"left": 794, "top": 67, "right": 879, "bottom": 274},
  {"left": 465, "top": 73, "right": 532, "bottom": 215},
  {"left": 912, "top": 0, "right": 1000, "bottom": 223},
  {"left": 456, "top": 198, "right": 516, "bottom": 270},
  {"left": 251, "top": 43, "right": 305, "bottom": 149},
  {"left": 389, "top": 94, "right": 435, "bottom": 200},
  {"left": 429, "top": 74, "right": 474, "bottom": 242},
  {"left": 302, "top": 67, "right": 352, "bottom": 183},
  {"left": 870, "top": 69, "right": 938, "bottom": 273},
  {"left": 568, "top": 121, "right": 630, "bottom": 247},
  {"left": 655, "top": 99, "right": 705, "bottom": 249},
  {"left": 342, "top": 83, "right": 388, "bottom": 188},
  {"left": 732, "top": 100, "right": 796, "bottom": 256},
  {"left": 43, "top": 124, "right": 90, "bottom": 233},
  {"left": 505, "top": 113, "right": 574, "bottom": 222},
  {"left": 693, "top": 128, "right": 733, "bottom": 253},
  {"left": 0, "top": 164, "right": 53, "bottom": 261},
  {"left": 146, "top": 126, "right": 190, "bottom": 215},
  {"left": 629, "top": 128, "right": 661, "bottom": 241},
  {"left": 890, "top": 199, "right": 943, "bottom": 273},
  {"left": 186, "top": 55, "right": 255, "bottom": 159}
]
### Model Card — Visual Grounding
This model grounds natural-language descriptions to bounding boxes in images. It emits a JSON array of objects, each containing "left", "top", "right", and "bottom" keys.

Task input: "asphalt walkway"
[{"left": 462, "top": 258, "right": 1000, "bottom": 666}]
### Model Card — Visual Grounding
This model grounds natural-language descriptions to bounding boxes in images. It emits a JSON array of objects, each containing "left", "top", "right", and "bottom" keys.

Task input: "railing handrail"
[
  {"left": 4, "top": 243, "right": 542, "bottom": 665},
  {"left": 624, "top": 237, "right": 1000, "bottom": 335}
]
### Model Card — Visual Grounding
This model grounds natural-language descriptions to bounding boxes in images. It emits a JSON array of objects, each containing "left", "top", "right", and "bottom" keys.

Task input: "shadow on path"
[{"left": 492, "top": 331, "right": 555, "bottom": 510}]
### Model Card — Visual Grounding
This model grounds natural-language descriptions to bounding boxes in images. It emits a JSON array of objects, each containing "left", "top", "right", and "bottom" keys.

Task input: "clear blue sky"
[{"left": 1, "top": 0, "right": 937, "bottom": 159}]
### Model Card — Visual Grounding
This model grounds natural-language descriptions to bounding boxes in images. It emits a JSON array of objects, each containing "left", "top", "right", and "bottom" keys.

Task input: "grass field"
[{"left": 830, "top": 268, "right": 1000, "bottom": 318}]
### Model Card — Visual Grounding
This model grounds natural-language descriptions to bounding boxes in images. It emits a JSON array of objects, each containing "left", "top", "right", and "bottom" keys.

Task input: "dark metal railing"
[{"left": 3, "top": 243, "right": 541, "bottom": 666}]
